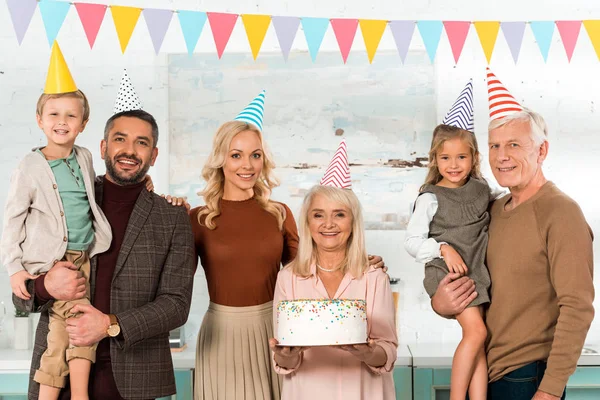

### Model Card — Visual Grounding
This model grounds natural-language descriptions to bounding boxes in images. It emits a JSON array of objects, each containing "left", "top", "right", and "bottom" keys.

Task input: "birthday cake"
[{"left": 276, "top": 299, "right": 368, "bottom": 346}]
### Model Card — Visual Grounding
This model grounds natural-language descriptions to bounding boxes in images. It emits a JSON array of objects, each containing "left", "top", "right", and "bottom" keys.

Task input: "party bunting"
[
  {"left": 6, "top": 0, "right": 37, "bottom": 45},
  {"left": 474, "top": 21, "right": 500, "bottom": 64},
  {"left": 556, "top": 21, "right": 581, "bottom": 62},
  {"left": 111, "top": 6, "right": 142, "bottom": 53},
  {"left": 331, "top": 19, "right": 359, "bottom": 63},
  {"left": 417, "top": 20, "right": 444, "bottom": 63},
  {"left": 530, "top": 21, "right": 555, "bottom": 62},
  {"left": 143, "top": 9, "right": 173, "bottom": 54},
  {"left": 271, "top": 16, "right": 300, "bottom": 61},
  {"left": 74, "top": 3, "right": 107, "bottom": 49},
  {"left": 177, "top": 10, "right": 207, "bottom": 55},
  {"left": 583, "top": 20, "right": 600, "bottom": 60},
  {"left": 302, "top": 17, "right": 330, "bottom": 62},
  {"left": 38, "top": 0, "right": 71, "bottom": 47},
  {"left": 359, "top": 19, "right": 387, "bottom": 63},
  {"left": 207, "top": 12, "right": 238, "bottom": 59},
  {"left": 241, "top": 14, "right": 271, "bottom": 60},
  {"left": 443, "top": 21, "right": 471, "bottom": 64},
  {"left": 501, "top": 22, "right": 526, "bottom": 64},
  {"left": 389, "top": 20, "right": 415, "bottom": 63}
]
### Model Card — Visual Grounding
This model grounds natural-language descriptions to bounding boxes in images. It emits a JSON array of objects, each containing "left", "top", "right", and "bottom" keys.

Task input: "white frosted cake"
[{"left": 276, "top": 299, "right": 367, "bottom": 346}]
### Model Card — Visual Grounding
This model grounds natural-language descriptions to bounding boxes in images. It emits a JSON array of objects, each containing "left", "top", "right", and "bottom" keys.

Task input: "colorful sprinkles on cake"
[{"left": 277, "top": 299, "right": 367, "bottom": 322}]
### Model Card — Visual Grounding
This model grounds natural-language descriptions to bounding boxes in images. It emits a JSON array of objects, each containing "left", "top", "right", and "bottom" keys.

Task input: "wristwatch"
[{"left": 107, "top": 314, "right": 121, "bottom": 337}]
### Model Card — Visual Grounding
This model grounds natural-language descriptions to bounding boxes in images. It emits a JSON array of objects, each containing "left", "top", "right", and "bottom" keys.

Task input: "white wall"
[{"left": 0, "top": 0, "right": 599, "bottom": 348}]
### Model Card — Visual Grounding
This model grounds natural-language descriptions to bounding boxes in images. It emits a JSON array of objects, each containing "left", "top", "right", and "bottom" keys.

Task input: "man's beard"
[{"left": 104, "top": 153, "right": 150, "bottom": 186}]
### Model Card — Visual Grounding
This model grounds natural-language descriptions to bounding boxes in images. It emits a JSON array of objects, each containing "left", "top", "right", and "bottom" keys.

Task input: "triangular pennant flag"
[
  {"left": 501, "top": 22, "right": 526, "bottom": 64},
  {"left": 320, "top": 140, "right": 352, "bottom": 189},
  {"left": 39, "top": 0, "right": 72, "bottom": 47},
  {"left": 114, "top": 69, "right": 142, "bottom": 113},
  {"left": 556, "top": 21, "right": 581, "bottom": 62},
  {"left": 241, "top": 14, "right": 271, "bottom": 60},
  {"left": 530, "top": 21, "right": 555, "bottom": 62},
  {"left": 74, "top": 3, "right": 107, "bottom": 49},
  {"left": 389, "top": 21, "right": 415, "bottom": 63},
  {"left": 207, "top": 12, "right": 238, "bottom": 59},
  {"left": 442, "top": 79, "right": 474, "bottom": 132},
  {"left": 486, "top": 67, "right": 523, "bottom": 121},
  {"left": 583, "top": 20, "right": 600, "bottom": 60},
  {"left": 443, "top": 21, "right": 471, "bottom": 64},
  {"left": 178, "top": 10, "right": 207, "bottom": 55},
  {"left": 331, "top": 19, "right": 359, "bottom": 63},
  {"left": 111, "top": 6, "right": 142, "bottom": 54},
  {"left": 6, "top": 0, "right": 37, "bottom": 45},
  {"left": 301, "top": 17, "right": 330, "bottom": 62},
  {"left": 234, "top": 90, "right": 266, "bottom": 131},
  {"left": 359, "top": 19, "right": 387, "bottom": 63},
  {"left": 143, "top": 8, "right": 173, "bottom": 54},
  {"left": 44, "top": 41, "right": 77, "bottom": 94},
  {"left": 474, "top": 21, "right": 500, "bottom": 64},
  {"left": 272, "top": 16, "right": 300, "bottom": 61},
  {"left": 417, "top": 20, "right": 444, "bottom": 63}
]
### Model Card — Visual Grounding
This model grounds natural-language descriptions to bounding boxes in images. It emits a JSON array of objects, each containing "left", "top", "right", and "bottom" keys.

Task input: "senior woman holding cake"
[{"left": 269, "top": 140, "right": 398, "bottom": 399}]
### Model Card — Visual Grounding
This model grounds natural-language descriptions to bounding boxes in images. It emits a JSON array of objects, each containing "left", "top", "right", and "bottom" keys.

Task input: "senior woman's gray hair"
[
  {"left": 488, "top": 108, "right": 548, "bottom": 146},
  {"left": 286, "top": 184, "right": 369, "bottom": 279}
]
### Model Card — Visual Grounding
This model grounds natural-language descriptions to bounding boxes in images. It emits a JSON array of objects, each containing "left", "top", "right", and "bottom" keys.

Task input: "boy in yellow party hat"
[{"left": 1, "top": 41, "right": 112, "bottom": 400}]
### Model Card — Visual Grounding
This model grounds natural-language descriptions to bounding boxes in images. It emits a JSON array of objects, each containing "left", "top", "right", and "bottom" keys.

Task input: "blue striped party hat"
[
  {"left": 442, "top": 79, "right": 474, "bottom": 132},
  {"left": 234, "top": 90, "right": 266, "bottom": 131}
]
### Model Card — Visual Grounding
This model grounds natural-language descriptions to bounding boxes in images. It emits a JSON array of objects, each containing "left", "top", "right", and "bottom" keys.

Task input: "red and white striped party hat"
[
  {"left": 320, "top": 140, "right": 352, "bottom": 189},
  {"left": 486, "top": 67, "right": 523, "bottom": 120}
]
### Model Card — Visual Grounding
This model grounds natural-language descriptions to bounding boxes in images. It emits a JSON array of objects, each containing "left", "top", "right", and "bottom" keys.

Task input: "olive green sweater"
[{"left": 486, "top": 182, "right": 595, "bottom": 397}]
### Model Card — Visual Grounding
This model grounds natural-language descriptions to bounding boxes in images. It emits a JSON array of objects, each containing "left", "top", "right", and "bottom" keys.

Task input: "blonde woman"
[
  {"left": 269, "top": 184, "right": 397, "bottom": 400},
  {"left": 268, "top": 141, "right": 397, "bottom": 400},
  {"left": 190, "top": 118, "right": 297, "bottom": 399}
]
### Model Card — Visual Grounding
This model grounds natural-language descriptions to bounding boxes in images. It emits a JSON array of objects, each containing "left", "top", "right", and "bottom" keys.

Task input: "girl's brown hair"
[{"left": 421, "top": 124, "right": 482, "bottom": 191}]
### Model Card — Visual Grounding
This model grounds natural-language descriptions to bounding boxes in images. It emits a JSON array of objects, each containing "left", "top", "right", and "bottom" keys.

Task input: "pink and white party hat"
[{"left": 320, "top": 140, "right": 352, "bottom": 189}]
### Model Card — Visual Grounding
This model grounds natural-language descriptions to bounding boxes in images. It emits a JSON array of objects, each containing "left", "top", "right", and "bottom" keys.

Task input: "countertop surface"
[
  {"left": 409, "top": 343, "right": 600, "bottom": 367},
  {"left": 0, "top": 343, "right": 413, "bottom": 372}
]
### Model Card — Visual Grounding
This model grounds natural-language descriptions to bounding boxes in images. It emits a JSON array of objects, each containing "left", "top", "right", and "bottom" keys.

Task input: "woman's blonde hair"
[
  {"left": 421, "top": 124, "right": 482, "bottom": 190},
  {"left": 197, "top": 120, "right": 284, "bottom": 230},
  {"left": 288, "top": 185, "right": 369, "bottom": 279}
]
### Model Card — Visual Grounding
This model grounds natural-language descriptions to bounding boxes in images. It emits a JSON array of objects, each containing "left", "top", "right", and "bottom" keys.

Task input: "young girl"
[{"left": 405, "top": 123, "right": 501, "bottom": 400}]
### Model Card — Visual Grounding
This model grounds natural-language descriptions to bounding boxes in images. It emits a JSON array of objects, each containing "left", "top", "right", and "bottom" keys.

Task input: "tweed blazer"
[{"left": 14, "top": 177, "right": 196, "bottom": 399}]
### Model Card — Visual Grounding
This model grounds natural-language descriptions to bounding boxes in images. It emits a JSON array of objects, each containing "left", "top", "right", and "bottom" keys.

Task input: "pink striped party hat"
[
  {"left": 320, "top": 140, "right": 352, "bottom": 189},
  {"left": 487, "top": 67, "right": 523, "bottom": 120}
]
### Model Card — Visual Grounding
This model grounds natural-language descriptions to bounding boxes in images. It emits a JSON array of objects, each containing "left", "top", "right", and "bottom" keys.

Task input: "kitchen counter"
[
  {"left": 409, "top": 343, "right": 600, "bottom": 367},
  {"left": 0, "top": 343, "right": 413, "bottom": 372}
]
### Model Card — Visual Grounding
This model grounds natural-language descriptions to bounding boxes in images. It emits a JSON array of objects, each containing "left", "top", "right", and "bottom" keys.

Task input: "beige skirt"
[{"left": 195, "top": 301, "right": 282, "bottom": 400}]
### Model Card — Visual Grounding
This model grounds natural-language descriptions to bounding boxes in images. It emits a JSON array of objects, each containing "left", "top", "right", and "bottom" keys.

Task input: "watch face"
[{"left": 107, "top": 324, "right": 121, "bottom": 337}]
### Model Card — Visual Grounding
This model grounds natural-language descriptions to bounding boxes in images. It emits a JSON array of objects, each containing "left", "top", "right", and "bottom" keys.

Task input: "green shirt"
[{"left": 38, "top": 149, "right": 94, "bottom": 251}]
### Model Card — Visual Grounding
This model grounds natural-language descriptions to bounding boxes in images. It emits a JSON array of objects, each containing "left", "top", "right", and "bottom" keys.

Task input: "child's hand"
[
  {"left": 10, "top": 270, "right": 40, "bottom": 300},
  {"left": 145, "top": 175, "right": 154, "bottom": 192},
  {"left": 161, "top": 195, "right": 191, "bottom": 213},
  {"left": 440, "top": 244, "right": 468, "bottom": 275}
]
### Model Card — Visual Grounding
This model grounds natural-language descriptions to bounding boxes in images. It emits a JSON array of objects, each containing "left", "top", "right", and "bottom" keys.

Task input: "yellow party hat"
[{"left": 44, "top": 41, "right": 77, "bottom": 94}]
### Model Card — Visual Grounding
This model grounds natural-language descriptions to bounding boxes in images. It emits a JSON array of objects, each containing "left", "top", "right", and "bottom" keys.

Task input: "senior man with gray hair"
[{"left": 430, "top": 69, "right": 594, "bottom": 400}]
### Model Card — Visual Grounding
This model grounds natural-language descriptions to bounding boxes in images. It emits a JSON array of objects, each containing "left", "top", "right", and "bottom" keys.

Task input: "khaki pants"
[{"left": 34, "top": 250, "right": 97, "bottom": 388}]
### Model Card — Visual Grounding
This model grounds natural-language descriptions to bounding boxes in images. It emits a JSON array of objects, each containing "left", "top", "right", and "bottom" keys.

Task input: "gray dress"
[{"left": 420, "top": 177, "right": 491, "bottom": 307}]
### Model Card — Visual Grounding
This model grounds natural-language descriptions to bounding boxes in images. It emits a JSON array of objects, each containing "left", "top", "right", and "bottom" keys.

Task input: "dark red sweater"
[{"left": 36, "top": 177, "right": 145, "bottom": 399}]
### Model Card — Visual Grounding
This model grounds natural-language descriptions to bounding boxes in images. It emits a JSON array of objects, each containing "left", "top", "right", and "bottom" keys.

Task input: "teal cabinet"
[
  {"left": 0, "top": 370, "right": 193, "bottom": 400},
  {"left": 394, "top": 366, "right": 413, "bottom": 400},
  {"left": 413, "top": 367, "right": 600, "bottom": 400}
]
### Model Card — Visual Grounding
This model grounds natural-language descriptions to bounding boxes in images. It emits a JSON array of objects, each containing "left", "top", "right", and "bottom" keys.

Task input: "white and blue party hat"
[
  {"left": 234, "top": 90, "right": 266, "bottom": 131},
  {"left": 442, "top": 79, "right": 474, "bottom": 132}
]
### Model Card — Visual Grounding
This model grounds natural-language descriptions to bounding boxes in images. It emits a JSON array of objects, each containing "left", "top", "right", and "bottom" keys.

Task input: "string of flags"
[{"left": 7, "top": 0, "right": 600, "bottom": 63}]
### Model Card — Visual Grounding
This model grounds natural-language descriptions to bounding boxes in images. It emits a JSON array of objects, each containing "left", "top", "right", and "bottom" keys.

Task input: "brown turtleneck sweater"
[{"left": 190, "top": 198, "right": 299, "bottom": 307}]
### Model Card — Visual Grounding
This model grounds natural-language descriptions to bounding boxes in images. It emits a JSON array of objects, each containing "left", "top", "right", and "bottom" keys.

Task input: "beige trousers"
[{"left": 34, "top": 250, "right": 97, "bottom": 388}]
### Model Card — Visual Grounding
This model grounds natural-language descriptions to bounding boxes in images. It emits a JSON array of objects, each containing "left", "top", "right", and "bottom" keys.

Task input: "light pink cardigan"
[{"left": 273, "top": 264, "right": 398, "bottom": 400}]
